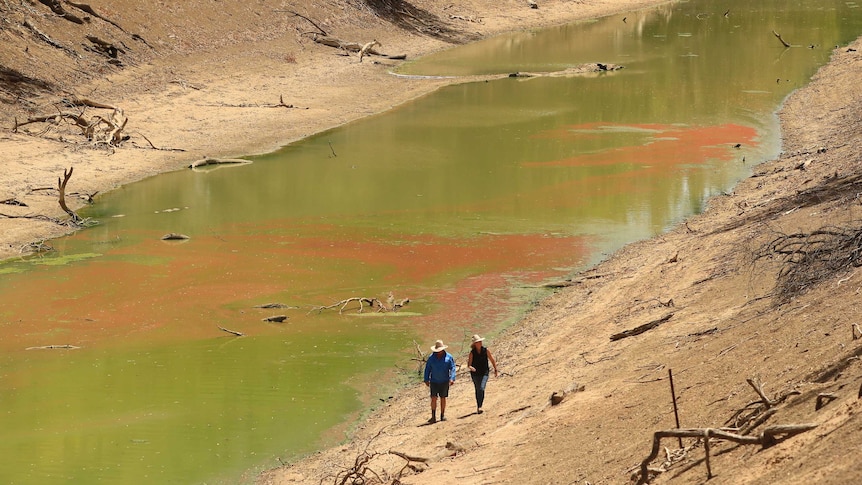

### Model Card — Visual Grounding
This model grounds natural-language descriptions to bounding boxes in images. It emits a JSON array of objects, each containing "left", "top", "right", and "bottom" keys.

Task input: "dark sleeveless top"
[{"left": 471, "top": 346, "right": 489, "bottom": 375}]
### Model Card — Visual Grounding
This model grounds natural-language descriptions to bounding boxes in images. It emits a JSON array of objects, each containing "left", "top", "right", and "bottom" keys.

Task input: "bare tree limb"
[
  {"left": 772, "top": 30, "right": 792, "bottom": 48},
  {"left": 610, "top": 313, "right": 674, "bottom": 341},
  {"left": 57, "top": 167, "right": 81, "bottom": 222}
]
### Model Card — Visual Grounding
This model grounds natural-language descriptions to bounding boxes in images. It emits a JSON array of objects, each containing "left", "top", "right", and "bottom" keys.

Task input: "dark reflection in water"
[{"left": 0, "top": 0, "right": 860, "bottom": 483}]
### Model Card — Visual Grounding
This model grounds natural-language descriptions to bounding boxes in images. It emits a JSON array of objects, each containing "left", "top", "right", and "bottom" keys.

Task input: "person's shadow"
[{"left": 417, "top": 412, "right": 478, "bottom": 427}]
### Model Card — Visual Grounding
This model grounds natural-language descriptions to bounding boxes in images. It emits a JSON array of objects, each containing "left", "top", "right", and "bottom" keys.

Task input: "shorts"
[{"left": 429, "top": 381, "right": 450, "bottom": 398}]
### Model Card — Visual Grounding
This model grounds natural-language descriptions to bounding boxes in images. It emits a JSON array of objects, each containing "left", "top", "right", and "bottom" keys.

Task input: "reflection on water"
[{"left": 1, "top": 0, "right": 860, "bottom": 483}]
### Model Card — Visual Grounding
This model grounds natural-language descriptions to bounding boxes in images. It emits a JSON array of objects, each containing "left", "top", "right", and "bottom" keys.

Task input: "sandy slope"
[{"left": 2, "top": 1, "right": 861, "bottom": 484}]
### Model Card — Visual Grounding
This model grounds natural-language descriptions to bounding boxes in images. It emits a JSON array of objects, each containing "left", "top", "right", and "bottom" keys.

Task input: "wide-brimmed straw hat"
[
  {"left": 471, "top": 334, "right": 485, "bottom": 344},
  {"left": 430, "top": 340, "right": 448, "bottom": 352}
]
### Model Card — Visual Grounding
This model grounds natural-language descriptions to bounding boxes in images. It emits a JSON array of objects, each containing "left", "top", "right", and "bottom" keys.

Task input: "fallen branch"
[
  {"left": 610, "top": 313, "right": 674, "bottom": 341},
  {"left": 772, "top": 30, "right": 792, "bottom": 48},
  {"left": 66, "top": 1, "right": 130, "bottom": 34},
  {"left": 207, "top": 95, "right": 301, "bottom": 109},
  {"left": 311, "top": 33, "right": 405, "bottom": 60},
  {"left": 726, "top": 380, "right": 799, "bottom": 431},
  {"left": 23, "top": 19, "right": 74, "bottom": 53},
  {"left": 635, "top": 424, "right": 818, "bottom": 484},
  {"left": 389, "top": 450, "right": 431, "bottom": 464},
  {"left": 449, "top": 14, "right": 482, "bottom": 24},
  {"left": 26, "top": 344, "right": 80, "bottom": 350},
  {"left": 278, "top": 9, "right": 327, "bottom": 36},
  {"left": 310, "top": 297, "right": 378, "bottom": 314},
  {"left": 188, "top": 157, "right": 250, "bottom": 169},
  {"left": 218, "top": 326, "right": 244, "bottom": 337},
  {"left": 327, "top": 427, "right": 389, "bottom": 485},
  {"left": 254, "top": 303, "right": 294, "bottom": 309},
  {"left": 135, "top": 132, "right": 186, "bottom": 152}
]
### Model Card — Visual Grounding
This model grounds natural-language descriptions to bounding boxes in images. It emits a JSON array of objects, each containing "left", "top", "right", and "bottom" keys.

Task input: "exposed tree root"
[{"left": 755, "top": 222, "right": 862, "bottom": 304}]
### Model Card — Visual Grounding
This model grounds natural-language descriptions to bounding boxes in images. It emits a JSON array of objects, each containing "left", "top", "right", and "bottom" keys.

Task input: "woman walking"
[{"left": 467, "top": 334, "right": 498, "bottom": 414}]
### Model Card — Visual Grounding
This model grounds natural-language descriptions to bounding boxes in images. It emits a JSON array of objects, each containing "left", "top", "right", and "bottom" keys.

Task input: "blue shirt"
[{"left": 424, "top": 352, "right": 456, "bottom": 383}]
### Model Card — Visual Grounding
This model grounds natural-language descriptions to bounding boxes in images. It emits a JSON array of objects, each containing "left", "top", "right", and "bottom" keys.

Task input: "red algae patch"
[{"left": 525, "top": 123, "right": 758, "bottom": 168}]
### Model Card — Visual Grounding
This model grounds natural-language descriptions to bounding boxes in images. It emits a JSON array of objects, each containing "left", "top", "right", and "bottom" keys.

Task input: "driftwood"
[
  {"left": 313, "top": 34, "right": 361, "bottom": 52},
  {"left": 635, "top": 424, "right": 818, "bottom": 484},
  {"left": 610, "top": 313, "right": 674, "bottom": 341},
  {"left": 262, "top": 315, "right": 288, "bottom": 323},
  {"left": 161, "top": 233, "right": 189, "bottom": 240},
  {"left": 772, "top": 30, "right": 792, "bottom": 48},
  {"left": 509, "top": 63, "right": 623, "bottom": 80},
  {"left": 310, "top": 294, "right": 410, "bottom": 314},
  {"left": 26, "top": 344, "right": 80, "bottom": 350},
  {"left": 188, "top": 157, "right": 250, "bottom": 169},
  {"left": 218, "top": 326, "right": 244, "bottom": 337},
  {"left": 254, "top": 303, "right": 294, "bottom": 309},
  {"left": 311, "top": 34, "right": 406, "bottom": 60},
  {"left": 531, "top": 272, "right": 611, "bottom": 288}
]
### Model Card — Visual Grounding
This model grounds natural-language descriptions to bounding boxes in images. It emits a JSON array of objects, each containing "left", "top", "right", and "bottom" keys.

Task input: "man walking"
[{"left": 423, "top": 339, "right": 456, "bottom": 423}]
